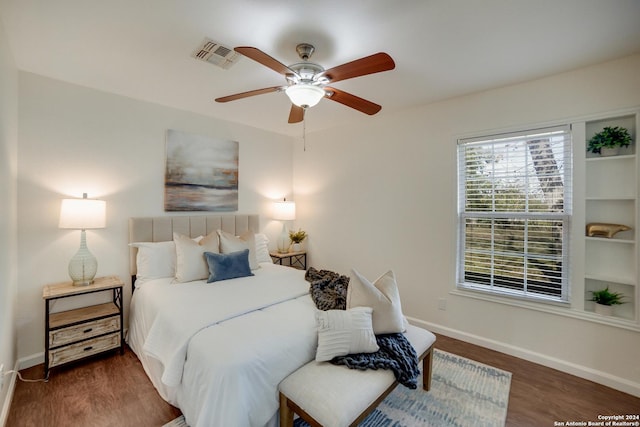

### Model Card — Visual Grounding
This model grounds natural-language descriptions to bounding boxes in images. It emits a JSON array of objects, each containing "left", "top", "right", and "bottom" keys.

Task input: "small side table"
[
  {"left": 43, "top": 275, "right": 124, "bottom": 377},
  {"left": 270, "top": 250, "right": 307, "bottom": 270}
]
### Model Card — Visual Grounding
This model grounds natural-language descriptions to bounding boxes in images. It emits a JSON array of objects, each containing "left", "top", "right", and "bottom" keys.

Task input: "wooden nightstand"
[
  {"left": 270, "top": 250, "right": 307, "bottom": 270},
  {"left": 43, "top": 276, "right": 124, "bottom": 377}
]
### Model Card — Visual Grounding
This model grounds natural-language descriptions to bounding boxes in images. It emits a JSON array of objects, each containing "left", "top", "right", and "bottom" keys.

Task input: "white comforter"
[{"left": 128, "top": 263, "right": 318, "bottom": 427}]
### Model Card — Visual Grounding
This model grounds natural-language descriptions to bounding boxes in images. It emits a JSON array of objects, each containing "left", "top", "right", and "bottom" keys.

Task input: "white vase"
[
  {"left": 594, "top": 303, "right": 613, "bottom": 316},
  {"left": 600, "top": 147, "right": 620, "bottom": 157},
  {"left": 291, "top": 243, "right": 301, "bottom": 252}
]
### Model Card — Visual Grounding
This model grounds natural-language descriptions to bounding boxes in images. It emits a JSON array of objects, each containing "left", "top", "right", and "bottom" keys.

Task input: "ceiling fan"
[{"left": 215, "top": 43, "right": 395, "bottom": 124}]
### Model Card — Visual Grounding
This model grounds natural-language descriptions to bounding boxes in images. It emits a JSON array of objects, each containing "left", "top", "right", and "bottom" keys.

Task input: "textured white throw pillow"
[
  {"left": 315, "top": 307, "right": 379, "bottom": 362},
  {"left": 174, "top": 232, "right": 219, "bottom": 283},
  {"left": 217, "top": 229, "right": 259, "bottom": 270},
  {"left": 348, "top": 269, "right": 405, "bottom": 334}
]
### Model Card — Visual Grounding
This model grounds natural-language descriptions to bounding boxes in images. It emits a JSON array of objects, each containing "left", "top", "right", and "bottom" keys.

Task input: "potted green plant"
[
  {"left": 590, "top": 286, "right": 625, "bottom": 316},
  {"left": 587, "top": 126, "right": 632, "bottom": 156},
  {"left": 288, "top": 229, "right": 307, "bottom": 252}
]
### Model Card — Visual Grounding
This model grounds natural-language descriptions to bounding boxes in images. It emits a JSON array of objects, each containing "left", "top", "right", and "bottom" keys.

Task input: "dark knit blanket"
[
  {"left": 331, "top": 332, "right": 420, "bottom": 389},
  {"left": 305, "top": 267, "right": 350, "bottom": 310}
]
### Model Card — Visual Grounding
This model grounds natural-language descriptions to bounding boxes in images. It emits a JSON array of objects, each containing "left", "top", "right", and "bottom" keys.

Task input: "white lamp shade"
[
  {"left": 285, "top": 84, "right": 325, "bottom": 108},
  {"left": 59, "top": 197, "right": 106, "bottom": 229},
  {"left": 273, "top": 200, "right": 296, "bottom": 221}
]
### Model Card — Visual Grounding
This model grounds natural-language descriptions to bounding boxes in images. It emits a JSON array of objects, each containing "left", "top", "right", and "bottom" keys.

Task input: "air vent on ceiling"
[{"left": 192, "top": 39, "right": 240, "bottom": 69}]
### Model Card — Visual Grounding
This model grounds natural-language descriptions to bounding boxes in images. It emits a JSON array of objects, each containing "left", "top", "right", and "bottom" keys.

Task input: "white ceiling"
[{"left": 2, "top": 0, "right": 640, "bottom": 137}]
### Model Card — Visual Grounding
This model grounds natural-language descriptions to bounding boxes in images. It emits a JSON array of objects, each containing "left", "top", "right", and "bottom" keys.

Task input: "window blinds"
[{"left": 457, "top": 125, "right": 572, "bottom": 302}]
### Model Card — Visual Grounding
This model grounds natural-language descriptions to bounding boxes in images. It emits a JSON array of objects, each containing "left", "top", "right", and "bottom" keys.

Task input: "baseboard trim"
[
  {"left": 409, "top": 317, "right": 640, "bottom": 398},
  {"left": 0, "top": 360, "right": 19, "bottom": 427},
  {"left": 17, "top": 352, "right": 43, "bottom": 371}
]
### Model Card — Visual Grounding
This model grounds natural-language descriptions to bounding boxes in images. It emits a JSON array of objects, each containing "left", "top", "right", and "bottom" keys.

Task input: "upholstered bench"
[{"left": 279, "top": 324, "right": 436, "bottom": 427}]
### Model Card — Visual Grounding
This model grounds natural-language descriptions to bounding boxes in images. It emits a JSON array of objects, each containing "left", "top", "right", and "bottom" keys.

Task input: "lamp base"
[
  {"left": 277, "top": 223, "right": 290, "bottom": 254},
  {"left": 69, "top": 230, "right": 98, "bottom": 286},
  {"left": 72, "top": 279, "right": 94, "bottom": 287}
]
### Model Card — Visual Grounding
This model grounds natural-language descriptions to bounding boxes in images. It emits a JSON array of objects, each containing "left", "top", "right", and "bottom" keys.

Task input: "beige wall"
[
  {"left": 15, "top": 73, "right": 296, "bottom": 365},
  {"left": 294, "top": 54, "right": 640, "bottom": 396},
  {"left": 0, "top": 9, "right": 19, "bottom": 424}
]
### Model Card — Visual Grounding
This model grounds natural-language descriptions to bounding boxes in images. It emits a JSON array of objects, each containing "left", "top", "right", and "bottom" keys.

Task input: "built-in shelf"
[
  {"left": 584, "top": 274, "right": 636, "bottom": 286},
  {"left": 581, "top": 111, "right": 638, "bottom": 324},
  {"left": 585, "top": 236, "right": 635, "bottom": 244},
  {"left": 585, "top": 154, "right": 636, "bottom": 162},
  {"left": 585, "top": 197, "right": 636, "bottom": 201}
]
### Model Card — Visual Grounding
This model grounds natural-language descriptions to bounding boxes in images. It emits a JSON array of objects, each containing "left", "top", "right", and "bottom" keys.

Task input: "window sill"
[{"left": 450, "top": 288, "right": 640, "bottom": 333}]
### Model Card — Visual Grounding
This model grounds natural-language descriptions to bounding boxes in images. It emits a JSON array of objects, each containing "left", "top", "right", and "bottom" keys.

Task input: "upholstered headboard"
[{"left": 129, "top": 214, "right": 260, "bottom": 277}]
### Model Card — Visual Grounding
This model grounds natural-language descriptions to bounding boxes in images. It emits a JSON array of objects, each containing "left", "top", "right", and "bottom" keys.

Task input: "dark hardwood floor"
[
  {"left": 7, "top": 334, "right": 640, "bottom": 427},
  {"left": 6, "top": 348, "right": 181, "bottom": 427}
]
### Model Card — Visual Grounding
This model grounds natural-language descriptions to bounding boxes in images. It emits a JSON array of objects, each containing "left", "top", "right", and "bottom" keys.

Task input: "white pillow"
[
  {"left": 217, "top": 229, "right": 259, "bottom": 270},
  {"left": 315, "top": 307, "right": 379, "bottom": 362},
  {"left": 254, "top": 233, "right": 272, "bottom": 264},
  {"left": 129, "top": 241, "right": 177, "bottom": 285},
  {"left": 174, "top": 232, "right": 219, "bottom": 283},
  {"left": 348, "top": 269, "right": 405, "bottom": 334}
]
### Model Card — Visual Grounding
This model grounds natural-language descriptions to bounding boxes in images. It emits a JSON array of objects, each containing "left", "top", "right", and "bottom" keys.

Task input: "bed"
[
  {"left": 127, "top": 214, "right": 319, "bottom": 427},
  {"left": 127, "top": 214, "right": 433, "bottom": 427}
]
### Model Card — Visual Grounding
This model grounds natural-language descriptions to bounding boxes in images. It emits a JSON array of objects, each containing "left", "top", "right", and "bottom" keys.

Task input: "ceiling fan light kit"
[
  {"left": 215, "top": 43, "right": 395, "bottom": 123},
  {"left": 285, "top": 84, "right": 325, "bottom": 108}
]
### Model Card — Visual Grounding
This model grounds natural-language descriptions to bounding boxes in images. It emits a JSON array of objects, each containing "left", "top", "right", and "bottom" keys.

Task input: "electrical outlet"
[
  {"left": 0, "top": 363, "right": 4, "bottom": 389},
  {"left": 438, "top": 298, "right": 447, "bottom": 311}
]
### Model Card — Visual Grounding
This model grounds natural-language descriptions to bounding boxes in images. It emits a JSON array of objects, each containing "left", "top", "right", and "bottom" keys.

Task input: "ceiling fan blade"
[
  {"left": 324, "top": 87, "right": 382, "bottom": 115},
  {"left": 322, "top": 52, "right": 395, "bottom": 84},
  {"left": 234, "top": 46, "right": 295, "bottom": 76},
  {"left": 288, "top": 105, "right": 304, "bottom": 123},
  {"left": 215, "top": 86, "right": 282, "bottom": 103}
]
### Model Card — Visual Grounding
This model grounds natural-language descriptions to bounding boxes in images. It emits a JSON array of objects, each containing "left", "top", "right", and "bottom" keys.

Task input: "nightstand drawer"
[
  {"left": 49, "top": 316, "right": 121, "bottom": 348},
  {"left": 49, "top": 332, "right": 121, "bottom": 368}
]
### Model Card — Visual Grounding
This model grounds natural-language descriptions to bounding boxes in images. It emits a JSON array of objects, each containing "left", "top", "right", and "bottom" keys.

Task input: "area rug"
[{"left": 163, "top": 349, "right": 512, "bottom": 427}]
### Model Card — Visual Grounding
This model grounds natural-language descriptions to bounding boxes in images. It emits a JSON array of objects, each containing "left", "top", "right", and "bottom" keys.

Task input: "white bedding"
[{"left": 128, "top": 262, "right": 318, "bottom": 427}]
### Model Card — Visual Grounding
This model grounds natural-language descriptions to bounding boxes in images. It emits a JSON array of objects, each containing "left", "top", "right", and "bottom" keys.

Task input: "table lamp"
[
  {"left": 59, "top": 193, "right": 106, "bottom": 286},
  {"left": 273, "top": 199, "right": 296, "bottom": 253}
]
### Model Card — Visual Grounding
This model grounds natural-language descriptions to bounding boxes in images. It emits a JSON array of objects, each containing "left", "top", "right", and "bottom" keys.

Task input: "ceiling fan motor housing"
[
  {"left": 289, "top": 44, "right": 325, "bottom": 83},
  {"left": 288, "top": 62, "right": 325, "bottom": 83}
]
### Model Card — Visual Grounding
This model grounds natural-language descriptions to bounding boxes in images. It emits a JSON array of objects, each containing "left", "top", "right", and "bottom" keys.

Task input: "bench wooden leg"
[
  {"left": 280, "top": 392, "right": 295, "bottom": 427},
  {"left": 422, "top": 347, "right": 433, "bottom": 391}
]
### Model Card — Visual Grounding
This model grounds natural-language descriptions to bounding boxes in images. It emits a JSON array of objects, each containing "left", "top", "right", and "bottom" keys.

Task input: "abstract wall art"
[{"left": 164, "top": 129, "right": 238, "bottom": 211}]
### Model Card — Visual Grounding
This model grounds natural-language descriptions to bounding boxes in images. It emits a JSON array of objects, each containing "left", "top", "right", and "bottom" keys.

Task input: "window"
[{"left": 457, "top": 125, "right": 572, "bottom": 303}]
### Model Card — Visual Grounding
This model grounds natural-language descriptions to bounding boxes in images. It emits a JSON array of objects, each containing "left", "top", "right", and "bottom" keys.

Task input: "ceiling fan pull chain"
[{"left": 303, "top": 107, "right": 307, "bottom": 152}]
